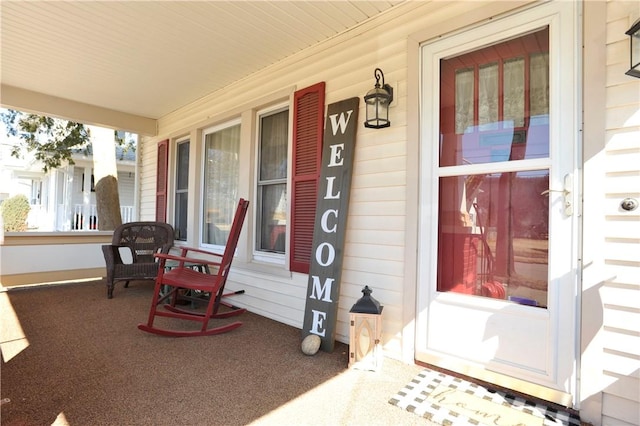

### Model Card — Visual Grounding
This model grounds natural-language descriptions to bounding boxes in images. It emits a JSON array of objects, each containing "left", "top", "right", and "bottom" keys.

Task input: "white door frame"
[{"left": 414, "top": 1, "right": 581, "bottom": 407}]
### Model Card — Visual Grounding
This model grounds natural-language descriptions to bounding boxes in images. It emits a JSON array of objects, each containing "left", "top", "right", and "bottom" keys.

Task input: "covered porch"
[
  {"left": 0, "top": 279, "right": 425, "bottom": 425},
  {"left": 2, "top": 1, "right": 639, "bottom": 425}
]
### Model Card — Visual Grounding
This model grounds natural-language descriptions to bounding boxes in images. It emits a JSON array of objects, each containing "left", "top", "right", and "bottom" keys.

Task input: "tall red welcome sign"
[{"left": 302, "top": 97, "right": 359, "bottom": 352}]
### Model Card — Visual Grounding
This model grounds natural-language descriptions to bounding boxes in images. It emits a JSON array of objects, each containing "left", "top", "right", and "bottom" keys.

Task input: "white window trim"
[
  {"left": 199, "top": 118, "right": 242, "bottom": 252},
  {"left": 252, "top": 102, "right": 291, "bottom": 266},
  {"left": 167, "top": 134, "right": 190, "bottom": 245},
  {"left": 173, "top": 138, "right": 190, "bottom": 242}
]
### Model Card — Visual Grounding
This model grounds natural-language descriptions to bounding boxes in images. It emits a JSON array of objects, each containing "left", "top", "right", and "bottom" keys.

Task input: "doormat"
[{"left": 389, "top": 368, "right": 581, "bottom": 426}]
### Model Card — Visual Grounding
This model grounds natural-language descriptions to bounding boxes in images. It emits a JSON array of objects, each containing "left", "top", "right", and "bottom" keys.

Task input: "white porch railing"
[
  {"left": 120, "top": 206, "right": 134, "bottom": 223},
  {"left": 69, "top": 204, "right": 135, "bottom": 230},
  {"left": 72, "top": 204, "right": 98, "bottom": 230}
]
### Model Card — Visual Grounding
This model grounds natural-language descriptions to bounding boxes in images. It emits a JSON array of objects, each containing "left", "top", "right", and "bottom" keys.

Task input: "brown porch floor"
[{"left": 1, "top": 280, "right": 430, "bottom": 425}]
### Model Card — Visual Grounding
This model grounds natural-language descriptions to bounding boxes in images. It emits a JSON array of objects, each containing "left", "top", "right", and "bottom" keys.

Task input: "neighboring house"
[
  {"left": 0, "top": 134, "right": 137, "bottom": 231},
  {"left": 1, "top": 2, "right": 639, "bottom": 425}
]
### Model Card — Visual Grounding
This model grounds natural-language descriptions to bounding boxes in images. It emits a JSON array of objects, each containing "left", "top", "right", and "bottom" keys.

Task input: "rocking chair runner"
[{"left": 138, "top": 198, "right": 249, "bottom": 337}]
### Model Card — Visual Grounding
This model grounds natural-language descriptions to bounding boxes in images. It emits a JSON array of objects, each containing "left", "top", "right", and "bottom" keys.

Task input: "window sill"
[{"left": 235, "top": 259, "right": 293, "bottom": 279}]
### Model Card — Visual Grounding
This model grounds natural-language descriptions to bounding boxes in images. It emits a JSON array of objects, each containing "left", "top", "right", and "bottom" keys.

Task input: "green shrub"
[{"left": 1, "top": 194, "right": 31, "bottom": 232}]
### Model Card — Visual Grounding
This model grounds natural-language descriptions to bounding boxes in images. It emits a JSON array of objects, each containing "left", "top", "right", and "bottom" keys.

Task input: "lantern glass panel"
[
  {"left": 632, "top": 31, "right": 640, "bottom": 69},
  {"left": 365, "top": 95, "right": 390, "bottom": 128},
  {"left": 365, "top": 99, "right": 377, "bottom": 116},
  {"left": 349, "top": 312, "right": 383, "bottom": 371},
  {"left": 356, "top": 317, "right": 373, "bottom": 358},
  {"left": 627, "top": 20, "right": 640, "bottom": 77}
]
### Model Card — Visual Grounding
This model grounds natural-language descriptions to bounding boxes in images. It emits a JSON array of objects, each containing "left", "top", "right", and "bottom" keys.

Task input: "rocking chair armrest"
[
  {"left": 175, "top": 245, "right": 224, "bottom": 258},
  {"left": 154, "top": 252, "right": 222, "bottom": 268}
]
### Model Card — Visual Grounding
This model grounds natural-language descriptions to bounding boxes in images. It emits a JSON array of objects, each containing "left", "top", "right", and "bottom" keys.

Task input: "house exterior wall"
[
  {"left": 117, "top": 171, "right": 135, "bottom": 207},
  {"left": 139, "top": 0, "right": 532, "bottom": 361},
  {"left": 131, "top": 1, "right": 639, "bottom": 423},
  {"left": 581, "top": 2, "right": 640, "bottom": 424},
  {"left": 590, "top": 1, "right": 639, "bottom": 425}
]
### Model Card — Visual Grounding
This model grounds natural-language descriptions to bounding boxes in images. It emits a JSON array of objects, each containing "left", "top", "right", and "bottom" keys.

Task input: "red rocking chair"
[{"left": 138, "top": 198, "right": 249, "bottom": 337}]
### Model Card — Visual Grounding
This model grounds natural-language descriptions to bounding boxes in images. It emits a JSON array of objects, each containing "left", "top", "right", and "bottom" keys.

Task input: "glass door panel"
[
  {"left": 437, "top": 171, "right": 549, "bottom": 307},
  {"left": 437, "top": 27, "right": 550, "bottom": 306},
  {"left": 440, "top": 28, "right": 550, "bottom": 167}
]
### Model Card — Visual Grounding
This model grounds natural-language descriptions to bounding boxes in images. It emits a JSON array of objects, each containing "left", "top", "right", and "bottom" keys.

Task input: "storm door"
[{"left": 416, "top": 2, "right": 579, "bottom": 406}]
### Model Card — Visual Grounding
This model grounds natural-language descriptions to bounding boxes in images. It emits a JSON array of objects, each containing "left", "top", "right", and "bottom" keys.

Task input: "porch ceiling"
[{"left": 0, "top": 1, "right": 401, "bottom": 133}]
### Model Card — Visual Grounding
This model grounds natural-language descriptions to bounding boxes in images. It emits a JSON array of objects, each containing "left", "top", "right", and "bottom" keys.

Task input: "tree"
[
  {"left": 89, "top": 125, "right": 122, "bottom": 230},
  {"left": 1, "top": 109, "right": 130, "bottom": 230}
]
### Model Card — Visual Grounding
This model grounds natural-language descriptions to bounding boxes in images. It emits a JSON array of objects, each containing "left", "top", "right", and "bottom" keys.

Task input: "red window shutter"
[
  {"left": 156, "top": 139, "right": 169, "bottom": 222},
  {"left": 290, "top": 82, "right": 325, "bottom": 273}
]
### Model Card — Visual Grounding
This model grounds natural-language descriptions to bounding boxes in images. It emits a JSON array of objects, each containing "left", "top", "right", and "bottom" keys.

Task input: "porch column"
[
  {"left": 58, "top": 167, "right": 73, "bottom": 231},
  {"left": 81, "top": 167, "right": 92, "bottom": 230},
  {"left": 41, "top": 173, "right": 55, "bottom": 231}
]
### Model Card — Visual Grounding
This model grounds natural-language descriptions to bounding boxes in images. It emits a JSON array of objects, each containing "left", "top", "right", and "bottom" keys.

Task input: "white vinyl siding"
[
  {"left": 139, "top": 138, "right": 158, "bottom": 221},
  {"left": 71, "top": 168, "right": 90, "bottom": 206},
  {"left": 137, "top": 0, "right": 447, "bottom": 351},
  {"left": 600, "top": 1, "right": 640, "bottom": 425},
  {"left": 117, "top": 171, "right": 135, "bottom": 206}
]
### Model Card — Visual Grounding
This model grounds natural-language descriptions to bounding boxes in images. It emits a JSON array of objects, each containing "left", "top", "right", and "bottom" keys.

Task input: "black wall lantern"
[
  {"left": 364, "top": 68, "right": 394, "bottom": 128},
  {"left": 626, "top": 18, "right": 640, "bottom": 78}
]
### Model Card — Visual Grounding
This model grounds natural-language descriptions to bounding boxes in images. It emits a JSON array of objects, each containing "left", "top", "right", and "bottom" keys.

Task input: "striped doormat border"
[{"left": 389, "top": 368, "right": 581, "bottom": 426}]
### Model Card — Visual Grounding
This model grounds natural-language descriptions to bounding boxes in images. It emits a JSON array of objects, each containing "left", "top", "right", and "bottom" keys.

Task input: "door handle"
[{"left": 541, "top": 174, "right": 573, "bottom": 216}]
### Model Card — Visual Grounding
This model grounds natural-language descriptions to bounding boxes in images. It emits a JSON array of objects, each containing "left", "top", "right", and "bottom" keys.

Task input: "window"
[
  {"left": 80, "top": 173, "right": 96, "bottom": 192},
  {"left": 252, "top": 83, "right": 325, "bottom": 271},
  {"left": 30, "top": 180, "right": 42, "bottom": 205},
  {"left": 153, "top": 83, "right": 325, "bottom": 271},
  {"left": 202, "top": 121, "right": 240, "bottom": 247},
  {"left": 256, "top": 107, "right": 289, "bottom": 256},
  {"left": 156, "top": 140, "right": 169, "bottom": 222},
  {"left": 174, "top": 140, "right": 189, "bottom": 241}
]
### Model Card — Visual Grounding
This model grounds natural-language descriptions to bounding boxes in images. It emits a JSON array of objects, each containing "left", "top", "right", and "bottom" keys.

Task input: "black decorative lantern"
[
  {"left": 626, "top": 18, "right": 640, "bottom": 78},
  {"left": 364, "top": 68, "right": 394, "bottom": 129},
  {"left": 349, "top": 286, "right": 384, "bottom": 371}
]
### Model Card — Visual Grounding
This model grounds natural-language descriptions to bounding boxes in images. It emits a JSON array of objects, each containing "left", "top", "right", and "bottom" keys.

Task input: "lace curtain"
[
  {"left": 202, "top": 124, "right": 240, "bottom": 246},
  {"left": 455, "top": 52, "right": 549, "bottom": 134}
]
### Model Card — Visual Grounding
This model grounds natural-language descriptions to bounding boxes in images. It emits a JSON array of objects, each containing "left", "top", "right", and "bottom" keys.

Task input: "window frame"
[
  {"left": 253, "top": 102, "right": 291, "bottom": 265},
  {"left": 199, "top": 118, "right": 242, "bottom": 251},
  {"left": 173, "top": 137, "right": 190, "bottom": 241},
  {"left": 155, "top": 139, "right": 169, "bottom": 222}
]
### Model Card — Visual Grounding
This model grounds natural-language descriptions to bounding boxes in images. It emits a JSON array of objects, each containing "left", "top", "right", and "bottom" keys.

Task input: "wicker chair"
[{"left": 102, "top": 221, "right": 175, "bottom": 299}]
